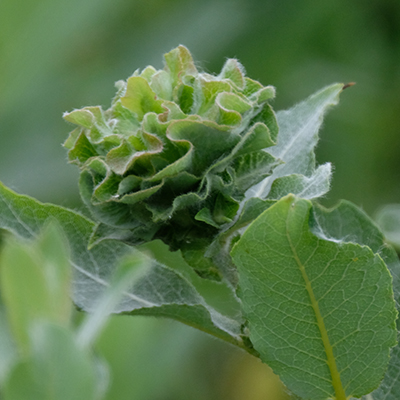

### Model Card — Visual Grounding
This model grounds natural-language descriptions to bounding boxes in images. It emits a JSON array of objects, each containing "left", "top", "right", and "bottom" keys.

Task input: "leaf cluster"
[{"left": 63, "top": 45, "right": 278, "bottom": 253}]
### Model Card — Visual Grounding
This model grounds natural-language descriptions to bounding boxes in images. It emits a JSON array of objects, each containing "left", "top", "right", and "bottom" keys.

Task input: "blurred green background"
[{"left": 1, "top": 0, "right": 399, "bottom": 398}]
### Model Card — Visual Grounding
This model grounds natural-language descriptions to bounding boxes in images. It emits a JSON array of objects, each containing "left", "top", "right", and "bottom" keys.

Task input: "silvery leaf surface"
[
  {"left": 246, "top": 83, "right": 345, "bottom": 201},
  {"left": 0, "top": 182, "right": 247, "bottom": 350}
]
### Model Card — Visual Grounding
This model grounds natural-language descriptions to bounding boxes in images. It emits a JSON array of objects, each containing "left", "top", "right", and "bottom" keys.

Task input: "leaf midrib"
[{"left": 286, "top": 207, "right": 347, "bottom": 400}]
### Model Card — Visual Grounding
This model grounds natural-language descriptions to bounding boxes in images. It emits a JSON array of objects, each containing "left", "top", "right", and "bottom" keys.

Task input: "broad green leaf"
[
  {"left": 231, "top": 195, "right": 397, "bottom": 400},
  {"left": 310, "top": 200, "right": 400, "bottom": 400},
  {"left": 310, "top": 200, "right": 400, "bottom": 316},
  {"left": 248, "top": 84, "right": 344, "bottom": 199},
  {"left": 366, "top": 345, "right": 400, "bottom": 400},
  {"left": 0, "top": 182, "right": 247, "bottom": 350}
]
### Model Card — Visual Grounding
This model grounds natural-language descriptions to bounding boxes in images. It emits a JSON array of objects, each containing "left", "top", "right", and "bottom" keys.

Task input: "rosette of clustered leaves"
[
  {"left": 0, "top": 45, "right": 398, "bottom": 400},
  {"left": 63, "top": 45, "right": 280, "bottom": 253}
]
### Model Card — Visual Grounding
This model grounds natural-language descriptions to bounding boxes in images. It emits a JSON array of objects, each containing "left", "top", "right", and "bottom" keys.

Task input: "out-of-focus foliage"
[
  {"left": 376, "top": 204, "right": 400, "bottom": 251},
  {"left": 1, "top": 0, "right": 400, "bottom": 399},
  {"left": 0, "top": 224, "right": 147, "bottom": 399}
]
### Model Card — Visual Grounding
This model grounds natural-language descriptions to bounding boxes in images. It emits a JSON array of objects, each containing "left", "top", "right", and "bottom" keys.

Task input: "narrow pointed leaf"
[
  {"left": 249, "top": 84, "right": 344, "bottom": 199},
  {"left": 231, "top": 195, "right": 397, "bottom": 400}
]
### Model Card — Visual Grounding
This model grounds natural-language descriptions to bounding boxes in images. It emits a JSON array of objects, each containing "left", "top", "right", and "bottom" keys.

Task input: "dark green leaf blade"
[{"left": 231, "top": 195, "right": 397, "bottom": 400}]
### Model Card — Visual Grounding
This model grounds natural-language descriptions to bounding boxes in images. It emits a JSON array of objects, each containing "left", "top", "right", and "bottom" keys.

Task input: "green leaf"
[
  {"left": 310, "top": 200, "right": 400, "bottom": 400},
  {"left": 0, "top": 305, "right": 17, "bottom": 386},
  {"left": 65, "top": 129, "right": 98, "bottom": 165},
  {"left": 139, "top": 240, "right": 242, "bottom": 322},
  {"left": 167, "top": 119, "right": 240, "bottom": 176},
  {"left": 248, "top": 84, "right": 344, "bottom": 199},
  {"left": 0, "top": 182, "right": 248, "bottom": 351},
  {"left": 76, "top": 252, "right": 149, "bottom": 349},
  {"left": 163, "top": 45, "right": 197, "bottom": 89},
  {"left": 219, "top": 58, "right": 246, "bottom": 89},
  {"left": 63, "top": 106, "right": 112, "bottom": 142},
  {"left": 367, "top": 345, "right": 400, "bottom": 400},
  {"left": 375, "top": 204, "right": 400, "bottom": 251},
  {"left": 36, "top": 223, "right": 72, "bottom": 323},
  {"left": 3, "top": 323, "right": 98, "bottom": 400},
  {"left": 268, "top": 163, "right": 332, "bottom": 200},
  {"left": 121, "top": 76, "right": 164, "bottom": 121},
  {"left": 0, "top": 225, "right": 72, "bottom": 354},
  {"left": 231, "top": 195, "right": 397, "bottom": 400}
]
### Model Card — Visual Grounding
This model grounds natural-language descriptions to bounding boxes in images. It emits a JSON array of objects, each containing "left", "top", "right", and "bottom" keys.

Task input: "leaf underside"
[
  {"left": 0, "top": 182, "right": 245, "bottom": 350},
  {"left": 246, "top": 83, "right": 344, "bottom": 201}
]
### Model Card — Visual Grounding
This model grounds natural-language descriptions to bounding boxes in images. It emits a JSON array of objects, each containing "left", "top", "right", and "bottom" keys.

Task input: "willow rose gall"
[
  {"left": 63, "top": 45, "right": 280, "bottom": 251},
  {"left": 0, "top": 44, "right": 398, "bottom": 400}
]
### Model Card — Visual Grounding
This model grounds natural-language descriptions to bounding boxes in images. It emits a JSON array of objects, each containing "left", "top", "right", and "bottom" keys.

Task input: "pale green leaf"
[
  {"left": 3, "top": 323, "right": 98, "bottom": 400},
  {"left": 121, "top": 76, "right": 164, "bottom": 121},
  {"left": 0, "top": 238, "right": 66, "bottom": 354},
  {"left": 76, "top": 252, "right": 149, "bottom": 349},
  {"left": 231, "top": 195, "right": 397, "bottom": 400},
  {"left": 0, "top": 306, "right": 17, "bottom": 386},
  {"left": 36, "top": 223, "right": 72, "bottom": 324},
  {"left": 0, "top": 182, "right": 247, "bottom": 350},
  {"left": 248, "top": 84, "right": 344, "bottom": 199},
  {"left": 268, "top": 163, "right": 332, "bottom": 200},
  {"left": 375, "top": 204, "right": 400, "bottom": 251},
  {"left": 219, "top": 58, "right": 246, "bottom": 89},
  {"left": 163, "top": 45, "right": 197, "bottom": 89}
]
